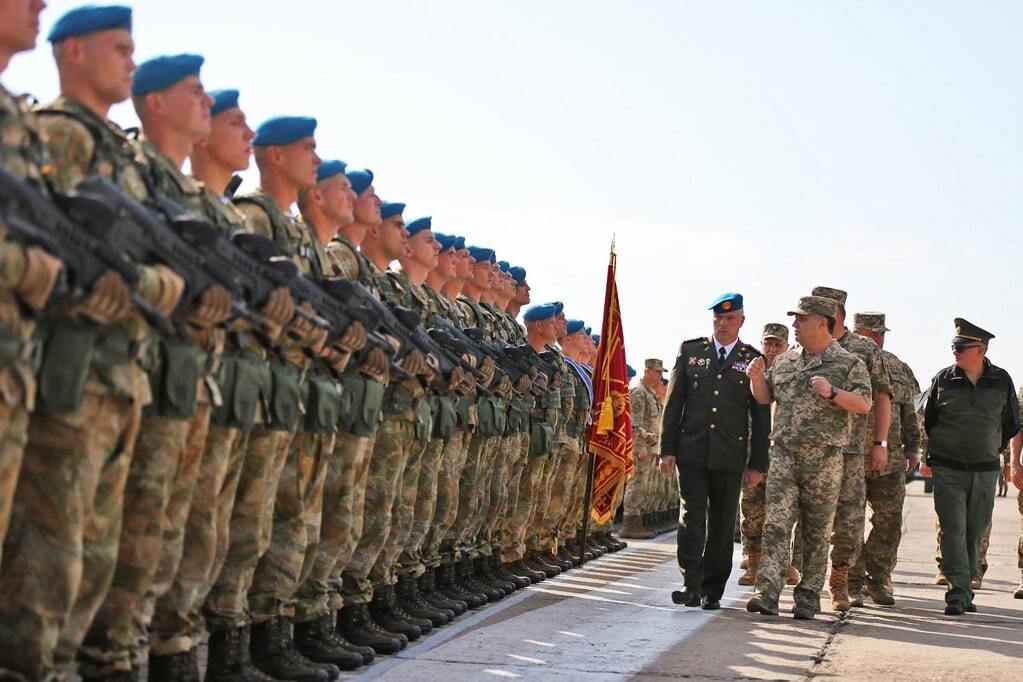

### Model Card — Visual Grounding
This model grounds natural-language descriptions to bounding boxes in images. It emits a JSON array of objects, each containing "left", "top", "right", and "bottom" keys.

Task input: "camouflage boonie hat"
[
  {"left": 787, "top": 296, "right": 838, "bottom": 319},
  {"left": 811, "top": 286, "right": 848, "bottom": 306},
  {"left": 761, "top": 323, "right": 789, "bottom": 342},
  {"left": 854, "top": 311, "right": 890, "bottom": 333},
  {"left": 645, "top": 358, "right": 666, "bottom": 372}
]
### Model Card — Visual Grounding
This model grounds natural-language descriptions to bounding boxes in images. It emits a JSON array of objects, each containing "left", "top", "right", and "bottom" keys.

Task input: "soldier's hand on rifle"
[
  {"left": 336, "top": 320, "right": 367, "bottom": 354},
  {"left": 399, "top": 348, "right": 428, "bottom": 376},
  {"left": 184, "top": 284, "right": 232, "bottom": 329},
  {"left": 150, "top": 264, "right": 185, "bottom": 317},
  {"left": 515, "top": 373, "right": 533, "bottom": 395},
  {"left": 287, "top": 302, "right": 327, "bottom": 351},
  {"left": 478, "top": 356, "right": 496, "bottom": 388},
  {"left": 14, "top": 246, "right": 62, "bottom": 312},
  {"left": 76, "top": 270, "right": 132, "bottom": 324},
  {"left": 494, "top": 374, "right": 513, "bottom": 399},
  {"left": 320, "top": 344, "right": 352, "bottom": 374},
  {"left": 260, "top": 287, "right": 294, "bottom": 342},
  {"left": 358, "top": 346, "right": 389, "bottom": 384}
]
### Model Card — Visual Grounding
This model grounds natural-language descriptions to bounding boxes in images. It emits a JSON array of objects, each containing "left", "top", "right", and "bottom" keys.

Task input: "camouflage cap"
[
  {"left": 854, "top": 311, "right": 890, "bottom": 333},
  {"left": 761, "top": 322, "right": 789, "bottom": 342},
  {"left": 645, "top": 358, "right": 666, "bottom": 372},
  {"left": 952, "top": 317, "right": 994, "bottom": 344},
  {"left": 787, "top": 296, "right": 838, "bottom": 319},
  {"left": 811, "top": 286, "right": 848, "bottom": 306}
]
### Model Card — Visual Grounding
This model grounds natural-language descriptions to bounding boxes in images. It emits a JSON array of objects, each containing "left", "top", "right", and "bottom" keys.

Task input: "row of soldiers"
[{"left": 0, "top": 3, "right": 625, "bottom": 680}]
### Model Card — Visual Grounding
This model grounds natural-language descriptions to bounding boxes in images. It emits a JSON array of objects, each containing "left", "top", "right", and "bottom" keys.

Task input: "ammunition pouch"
[
  {"left": 36, "top": 317, "right": 97, "bottom": 414},
  {"left": 339, "top": 374, "right": 384, "bottom": 437}
]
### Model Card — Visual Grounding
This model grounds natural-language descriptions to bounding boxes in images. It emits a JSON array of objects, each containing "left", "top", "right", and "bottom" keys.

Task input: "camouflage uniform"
[
  {"left": 829, "top": 330, "right": 890, "bottom": 571},
  {"left": 147, "top": 185, "right": 265, "bottom": 657},
  {"left": 293, "top": 234, "right": 384, "bottom": 624},
  {"left": 624, "top": 382, "right": 660, "bottom": 517},
  {"left": 553, "top": 357, "right": 590, "bottom": 546},
  {"left": 753, "top": 341, "right": 871, "bottom": 611},
  {"left": 79, "top": 136, "right": 221, "bottom": 675},
  {"left": 536, "top": 349, "right": 576, "bottom": 552},
  {"left": 849, "top": 350, "right": 920, "bottom": 594},
  {"left": 0, "top": 96, "right": 158, "bottom": 679}
]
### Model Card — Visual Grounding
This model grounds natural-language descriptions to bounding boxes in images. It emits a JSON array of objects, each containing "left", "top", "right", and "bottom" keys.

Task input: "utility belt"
[{"left": 926, "top": 453, "right": 1001, "bottom": 472}]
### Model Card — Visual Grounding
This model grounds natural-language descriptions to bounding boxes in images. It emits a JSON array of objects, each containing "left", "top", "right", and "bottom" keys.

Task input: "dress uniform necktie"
[{"left": 718, "top": 347, "right": 727, "bottom": 368}]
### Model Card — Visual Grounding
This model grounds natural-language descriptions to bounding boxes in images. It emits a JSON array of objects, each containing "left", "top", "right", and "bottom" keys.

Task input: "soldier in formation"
[{"left": 0, "top": 3, "right": 627, "bottom": 680}]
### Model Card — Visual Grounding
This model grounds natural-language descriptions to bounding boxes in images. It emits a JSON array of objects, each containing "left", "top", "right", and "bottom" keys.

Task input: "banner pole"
[{"left": 578, "top": 448, "right": 597, "bottom": 565}]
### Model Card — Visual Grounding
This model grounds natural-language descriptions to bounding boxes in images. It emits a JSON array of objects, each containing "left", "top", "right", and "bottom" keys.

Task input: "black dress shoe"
[
  {"left": 701, "top": 596, "right": 721, "bottom": 610},
  {"left": 670, "top": 588, "right": 702, "bottom": 607},
  {"left": 965, "top": 602, "right": 977, "bottom": 613},
  {"left": 944, "top": 603, "right": 965, "bottom": 616}
]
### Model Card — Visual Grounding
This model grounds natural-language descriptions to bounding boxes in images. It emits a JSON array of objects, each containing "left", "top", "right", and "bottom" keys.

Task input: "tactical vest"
[
  {"left": 458, "top": 295, "right": 495, "bottom": 340},
  {"left": 235, "top": 192, "right": 324, "bottom": 277}
]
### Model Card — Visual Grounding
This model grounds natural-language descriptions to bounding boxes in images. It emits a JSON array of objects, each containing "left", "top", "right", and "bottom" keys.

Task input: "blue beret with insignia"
[
  {"left": 497, "top": 260, "right": 510, "bottom": 273},
  {"left": 543, "top": 301, "right": 564, "bottom": 315},
  {"left": 434, "top": 233, "right": 456, "bottom": 252},
  {"left": 508, "top": 266, "right": 526, "bottom": 284},
  {"left": 49, "top": 4, "right": 132, "bottom": 42},
  {"left": 380, "top": 201, "right": 405, "bottom": 220},
  {"left": 132, "top": 54, "right": 204, "bottom": 95},
  {"left": 347, "top": 169, "right": 374, "bottom": 195},
  {"left": 467, "top": 246, "right": 495, "bottom": 263},
  {"left": 709, "top": 291, "right": 743, "bottom": 313},
  {"left": 523, "top": 303, "right": 558, "bottom": 322},
  {"left": 209, "top": 89, "right": 239, "bottom": 116},
  {"left": 452, "top": 236, "right": 466, "bottom": 250},
  {"left": 252, "top": 116, "right": 317, "bottom": 147},
  {"left": 316, "top": 159, "right": 348, "bottom": 182},
  {"left": 592, "top": 334, "right": 600, "bottom": 345},
  {"left": 627, "top": 364, "right": 637, "bottom": 379},
  {"left": 406, "top": 216, "right": 432, "bottom": 237},
  {"left": 566, "top": 319, "right": 586, "bottom": 334}
]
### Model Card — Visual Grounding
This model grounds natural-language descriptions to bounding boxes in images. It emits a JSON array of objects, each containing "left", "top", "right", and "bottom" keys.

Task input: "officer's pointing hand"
[
  {"left": 810, "top": 375, "right": 832, "bottom": 398},
  {"left": 746, "top": 356, "right": 766, "bottom": 380}
]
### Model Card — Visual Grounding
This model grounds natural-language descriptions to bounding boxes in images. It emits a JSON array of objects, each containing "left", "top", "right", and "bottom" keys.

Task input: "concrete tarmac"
[{"left": 351, "top": 481, "right": 1023, "bottom": 681}]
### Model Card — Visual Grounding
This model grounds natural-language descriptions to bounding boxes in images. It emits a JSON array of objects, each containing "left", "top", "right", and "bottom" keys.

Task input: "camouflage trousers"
[
  {"left": 829, "top": 453, "right": 866, "bottom": 570},
  {"left": 423, "top": 429, "right": 467, "bottom": 569},
  {"left": 0, "top": 383, "right": 141, "bottom": 680},
  {"left": 203, "top": 426, "right": 293, "bottom": 633},
  {"left": 447, "top": 431, "right": 495, "bottom": 560},
  {"left": 849, "top": 467, "right": 906, "bottom": 590},
  {"left": 397, "top": 433, "right": 448, "bottom": 576},
  {"left": 935, "top": 515, "right": 992, "bottom": 576},
  {"left": 479, "top": 431, "right": 523, "bottom": 557},
  {"left": 466, "top": 433, "right": 504, "bottom": 557},
  {"left": 374, "top": 425, "right": 428, "bottom": 588},
  {"left": 79, "top": 396, "right": 212, "bottom": 675},
  {"left": 526, "top": 447, "right": 562, "bottom": 553},
  {"left": 493, "top": 432, "right": 530, "bottom": 559},
  {"left": 754, "top": 443, "right": 843, "bottom": 610},
  {"left": 248, "top": 431, "right": 335, "bottom": 624},
  {"left": 740, "top": 477, "right": 767, "bottom": 555},
  {"left": 621, "top": 450, "right": 649, "bottom": 516},
  {"left": 341, "top": 415, "right": 415, "bottom": 605},
  {"left": 149, "top": 424, "right": 246, "bottom": 656},
  {"left": 562, "top": 446, "right": 591, "bottom": 542},
  {"left": 0, "top": 401, "right": 28, "bottom": 566},
  {"left": 294, "top": 429, "right": 375, "bottom": 623},
  {"left": 544, "top": 438, "right": 583, "bottom": 546},
  {"left": 505, "top": 453, "right": 548, "bottom": 561}
]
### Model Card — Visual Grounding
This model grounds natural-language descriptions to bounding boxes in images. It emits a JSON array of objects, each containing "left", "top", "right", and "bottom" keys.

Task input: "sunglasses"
[{"left": 951, "top": 343, "right": 982, "bottom": 353}]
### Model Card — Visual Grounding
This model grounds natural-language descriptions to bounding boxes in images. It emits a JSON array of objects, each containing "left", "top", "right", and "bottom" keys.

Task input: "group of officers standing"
[
  {"left": 655, "top": 288, "right": 1023, "bottom": 620},
  {"left": 0, "top": 3, "right": 630, "bottom": 680}
]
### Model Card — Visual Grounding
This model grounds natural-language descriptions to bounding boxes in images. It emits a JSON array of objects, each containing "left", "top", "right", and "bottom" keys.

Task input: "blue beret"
[
  {"left": 523, "top": 303, "right": 557, "bottom": 322},
  {"left": 627, "top": 364, "right": 637, "bottom": 379},
  {"left": 208, "top": 89, "right": 239, "bottom": 116},
  {"left": 252, "top": 116, "right": 317, "bottom": 147},
  {"left": 591, "top": 334, "right": 600, "bottom": 345},
  {"left": 544, "top": 301, "right": 564, "bottom": 315},
  {"left": 380, "top": 201, "right": 405, "bottom": 220},
  {"left": 508, "top": 266, "right": 526, "bottom": 284},
  {"left": 434, "top": 233, "right": 456, "bottom": 252},
  {"left": 406, "top": 217, "right": 432, "bottom": 237},
  {"left": 566, "top": 319, "right": 586, "bottom": 334},
  {"left": 709, "top": 292, "right": 743, "bottom": 314},
  {"left": 497, "top": 260, "right": 510, "bottom": 273},
  {"left": 316, "top": 159, "right": 348, "bottom": 182},
  {"left": 132, "top": 54, "right": 204, "bottom": 95},
  {"left": 467, "top": 246, "right": 495, "bottom": 263},
  {"left": 584, "top": 326, "right": 592, "bottom": 336},
  {"left": 452, "top": 236, "right": 466, "bottom": 250},
  {"left": 49, "top": 4, "right": 131, "bottom": 42},
  {"left": 347, "top": 169, "right": 374, "bottom": 195}
]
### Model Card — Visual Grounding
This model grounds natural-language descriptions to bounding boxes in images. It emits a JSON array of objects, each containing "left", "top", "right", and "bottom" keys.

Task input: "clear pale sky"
[{"left": 6, "top": 0, "right": 1022, "bottom": 389}]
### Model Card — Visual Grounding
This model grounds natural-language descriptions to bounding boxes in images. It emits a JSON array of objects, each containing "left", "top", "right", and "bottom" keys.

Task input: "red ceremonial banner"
[{"left": 586, "top": 247, "right": 634, "bottom": 524}]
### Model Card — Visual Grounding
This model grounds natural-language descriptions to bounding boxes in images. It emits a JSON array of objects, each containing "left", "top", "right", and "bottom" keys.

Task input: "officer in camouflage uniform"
[
  {"left": 847, "top": 312, "right": 920, "bottom": 607},
  {"left": 745, "top": 296, "right": 872, "bottom": 620},
  {"left": 622, "top": 358, "right": 665, "bottom": 539},
  {"left": 809, "top": 286, "right": 891, "bottom": 613},
  {"left": 79, "top": 53, "right": 236, "bottom": 680},
  {"left": 0, "top": 7, "right": 190, "bottom": 678},
  {"left": 0, "top": 0, "right": 64, "bottom": 565}
]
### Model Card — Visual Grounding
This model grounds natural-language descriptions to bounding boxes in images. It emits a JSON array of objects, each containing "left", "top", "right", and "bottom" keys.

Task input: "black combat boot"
[
  {"left": 508, "top": 559, "right": 545, "bottom": 583},
  {"left": 555, "top": 545, "right": 581, "bottom": 568},
  {"left": 82, "top": 671, "right": 137, "bottom": 682},
  {"left": 523, "top": 551, "right": 560, "bottom": 578},
  {"left": 204, "top": 626, "right": 276, "bottom": 682},
  {"left": 250, "top": 617, "right": 335, "bottom": 682},
  {"left": 368, "top": 587, "right": 423, "bottom": 641},
  {"left": 547, "top": 549, "right": 574, "bottom": 572},
  {"left": 420, "top": 566, "right": 468, "bottom": 615},
  {"left": 460, "top": 559, "right": 503, "bottom": 602},
  {"left": 439, "top": 561, "right": 486, "bottom": 609},
  {"left": 475, "top": 557, "right": 515, "bottom": 595},
  {"left": 148, "top": 649, "right": 199, "bottom": 682},
  {"left": 385, "top": 583, "right": 434, "bottom": 634},
  {"left": 493, "top": 555, "right": 531, "bottom": 589},
  {"left": 294, "top": 615, "right": 365, "bottom": 671},
  {"left": 337, "top": 603, "right": 405, "bottom": 655},
  {"left": 398, "top": 572, "right": 452, "bottom": 626}
]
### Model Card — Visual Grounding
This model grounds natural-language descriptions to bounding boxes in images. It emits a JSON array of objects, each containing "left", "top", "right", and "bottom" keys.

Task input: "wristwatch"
[
  {"left": 873, "top": 440, "right": 888, "bottom": 448},
  {"left": 828, "top": 386, "right": 839, "bottom": 400}
]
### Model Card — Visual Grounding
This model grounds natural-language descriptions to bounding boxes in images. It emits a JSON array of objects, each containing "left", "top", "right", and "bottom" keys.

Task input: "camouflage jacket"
[
  {"left": 766, "top": 340, "right": 872, "bottom": 450},
  {"left": 630, "top": 382, "right": 660, "bottom": 454},
  {"left": 836, "top": 328, "right": 891, "bottom": 455}
]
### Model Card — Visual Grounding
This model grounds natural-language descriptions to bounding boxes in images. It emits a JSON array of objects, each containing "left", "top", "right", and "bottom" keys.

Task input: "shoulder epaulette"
[{"left": 683, "top": 336, "right": 709, "bottom": 346}]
